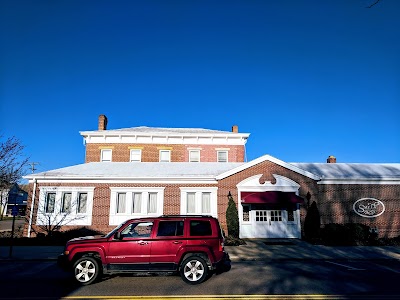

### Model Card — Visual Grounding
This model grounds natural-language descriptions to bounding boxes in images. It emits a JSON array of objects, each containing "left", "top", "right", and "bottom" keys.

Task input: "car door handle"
[
  {"left": 138, "top": 241, "right": 148, "bottom": 245},
  {"left": 173, "top": 241, "right": 182, "bottom": 244}
]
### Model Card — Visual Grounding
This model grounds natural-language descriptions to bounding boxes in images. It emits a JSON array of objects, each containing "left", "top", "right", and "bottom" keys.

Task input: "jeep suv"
[{"left": 58, "top": 215, "right": 230, "bottom": 285}]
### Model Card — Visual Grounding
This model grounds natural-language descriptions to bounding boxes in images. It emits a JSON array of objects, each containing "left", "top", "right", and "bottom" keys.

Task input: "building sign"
[{"left": 353, "top": 198, "right": 385, "bottom": 218}]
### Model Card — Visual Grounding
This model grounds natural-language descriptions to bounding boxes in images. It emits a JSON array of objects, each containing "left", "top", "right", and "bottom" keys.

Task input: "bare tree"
[
  {"left": 27, "top": 190, "right": 87, "bottom": 237},
  {"left": 0, "top": 135, "right": 29, "bottom": 219}
]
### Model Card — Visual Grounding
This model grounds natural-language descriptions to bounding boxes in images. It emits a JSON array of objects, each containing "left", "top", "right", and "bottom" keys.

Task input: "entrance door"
[{"left": 254, "top": 210, "right": 287, "bottom": 238}]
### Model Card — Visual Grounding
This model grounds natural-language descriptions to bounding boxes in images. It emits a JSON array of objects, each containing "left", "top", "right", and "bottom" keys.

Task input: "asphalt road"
[{"left": 0, "top": 259, "right": 399, "bottom": 299}]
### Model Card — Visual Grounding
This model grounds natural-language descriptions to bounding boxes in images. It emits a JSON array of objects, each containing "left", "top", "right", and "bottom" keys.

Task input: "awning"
[{"left": 241, "top": 191, "right": 304, "bottom": 204}]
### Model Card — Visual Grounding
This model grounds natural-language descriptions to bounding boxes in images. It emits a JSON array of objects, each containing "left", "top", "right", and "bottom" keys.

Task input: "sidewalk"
[
  {"left": 1, "top": 239, "right": 399, "bottom": 261},
  {"left": 225, "top": 239, "right": 400, "bottom": 261}
]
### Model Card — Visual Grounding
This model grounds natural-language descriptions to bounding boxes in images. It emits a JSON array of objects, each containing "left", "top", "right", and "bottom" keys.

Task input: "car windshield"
[{"left": 103, "top": 221, "right": 128, "bottom": 238}]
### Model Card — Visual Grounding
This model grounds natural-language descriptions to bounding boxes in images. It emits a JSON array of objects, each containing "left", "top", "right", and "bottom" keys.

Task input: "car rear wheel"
[
  {"left": 73, "top": 256, "right": 101, "bottom": 285},
  {"left": 180, "top": 256, "right": 208, "bottom": 284}
]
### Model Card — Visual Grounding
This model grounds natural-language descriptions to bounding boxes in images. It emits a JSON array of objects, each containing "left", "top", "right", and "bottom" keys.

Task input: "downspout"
[{"left": 27, "top": 178, "right": 37, "bottom": 238}]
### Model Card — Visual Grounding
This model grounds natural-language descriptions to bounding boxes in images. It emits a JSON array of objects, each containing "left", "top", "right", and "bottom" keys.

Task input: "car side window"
[
  {"left": 121, "top": 222, "right": 153, "bottom": 238},
  {"left": 157, "top": 221, "right": 184, "bottom": 237},
  {"left": 190, "top": 220, "right": 212, "bottom": 236}
]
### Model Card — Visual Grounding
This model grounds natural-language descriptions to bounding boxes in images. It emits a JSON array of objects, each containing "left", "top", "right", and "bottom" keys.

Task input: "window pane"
[
  {"left": 243, "top": 205, "right": 250, "bottom": 222},
  {"left": 45, "top": 193, "right": 56, "bottom": 213},
  {"left": 101, "top": 149, "right": 112, "bottom": 162},
  {"left": 160, "top": 150, "right": 171, "bottom": 162},
  {"left": 148, "top": 193, "right": 157, "bottom": 213},
  {"left": 189, "top": 150, "right": 200, "bottom": 162},
  {"left": 130, "top": 149, "right": 141, "bottom": 162},
  {"left": 77, "top": 193, "right": 87, "bottom": 213},
  {"left": 217, "top": 151, "right": 227, "bottom": 162},
  {"left": 201, "top": 192, "right": 211, "bottom": 214},
  {"left": 122, "top": 222, "right": 153, "bottom": 238},
  {"left": 117, "top": 193, "right": 126, "bottom": 213},
  {"left": 157, "top": 221, "right": 184, "bottom": 237},
  {"left": 287, "top": 210, "right": 294, "bottom": 222},
  {"left": 132, "top": 193, "right": 142, "bottom": 213},
  {"left": 61, "top": 192, "right": 71, "bottom": 213},
  {"left": 187, "top": 192, "right": 196, "bottom": 214},
  {"left": 190, "top": 220, "right": 212, "bottom": 236}
]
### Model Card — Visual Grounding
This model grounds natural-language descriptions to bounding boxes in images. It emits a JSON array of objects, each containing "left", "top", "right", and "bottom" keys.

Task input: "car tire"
[
  {"left": 180, "top": 256, "right": 208, "bottom": 285},
  {"left": 73, "top": 256, "right": 101, "bottom": 285}
]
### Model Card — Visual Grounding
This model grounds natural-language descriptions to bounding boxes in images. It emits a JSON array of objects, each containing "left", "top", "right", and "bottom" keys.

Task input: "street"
[{"left": 0, "top": 259, "right": 399, "bottom": 299}]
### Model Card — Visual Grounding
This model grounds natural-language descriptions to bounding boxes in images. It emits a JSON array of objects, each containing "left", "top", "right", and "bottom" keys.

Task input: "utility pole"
[{"left": 28, "top": 162, "right": 39, "bottom": 173}]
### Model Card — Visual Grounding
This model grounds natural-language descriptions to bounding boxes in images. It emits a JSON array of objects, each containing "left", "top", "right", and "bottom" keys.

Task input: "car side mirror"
[{"left": 114, "top": 231, "right": 122, "bottom": 240}]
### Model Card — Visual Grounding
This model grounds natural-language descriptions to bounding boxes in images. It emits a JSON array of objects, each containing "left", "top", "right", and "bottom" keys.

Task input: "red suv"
[{"left": 58, "top": 215, "right": 230, "bottom": 285}]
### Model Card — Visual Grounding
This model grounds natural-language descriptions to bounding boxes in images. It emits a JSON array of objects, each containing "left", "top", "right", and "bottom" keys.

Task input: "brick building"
[{"left": 24, "top": 115, "right": 400, "bottom": 239}]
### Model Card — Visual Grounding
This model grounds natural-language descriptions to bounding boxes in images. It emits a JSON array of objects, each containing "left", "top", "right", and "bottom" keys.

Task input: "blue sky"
[{"left": 1, "top": 0, "right": 399, "bottom": 176}]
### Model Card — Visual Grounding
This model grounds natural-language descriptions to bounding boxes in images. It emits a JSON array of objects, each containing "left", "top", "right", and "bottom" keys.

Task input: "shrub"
[
  {"left": 304, "top": 201, "right": 321, "bottom": 241},
  {"left": 226, "top": 193, "right": 239, "bottom": 238},
  {"left": 321, "top": 223, "right": 376, "bottom": 246}
]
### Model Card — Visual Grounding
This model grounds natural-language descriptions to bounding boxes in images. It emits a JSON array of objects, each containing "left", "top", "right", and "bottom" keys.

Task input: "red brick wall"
[
  {"left": 24, "top": 162, "right": 400, "bottom": 239},
  {"left": 85, "top": 143, "right": 245, "bottom": 163},
  {"left": 317, "top": 184, "right": 400, "bottom": 238}
]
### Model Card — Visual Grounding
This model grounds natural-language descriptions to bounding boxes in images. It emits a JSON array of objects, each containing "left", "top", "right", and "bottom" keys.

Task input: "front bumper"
[{"left": 57, "top": 253, "right": 71, "bottom": 271}]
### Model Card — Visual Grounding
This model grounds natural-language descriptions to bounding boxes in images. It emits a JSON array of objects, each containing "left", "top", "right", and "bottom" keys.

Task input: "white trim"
[
  {"left": 80, "top": 130, "right": 249, "bottom": 146},
  {"left": 318, "top": 179, "right": 400, "bottom": 185},
  {"left": 179, "top": 187, "right": 218, "bottom": 218},
  {"left": 216, "top": 154, "right": 320, "bottom": 180},
  {"left": 30, "top": 178, "right": 218, "bottom": 184},
  {"left": 237, "top": 174, "right": 300, "bottom": 193},
  {"left": 109, "top": 187, "right": 165, "bottom": 225},
  {"left": 36, "top": 186, "right": 94, "bottom": 226}
]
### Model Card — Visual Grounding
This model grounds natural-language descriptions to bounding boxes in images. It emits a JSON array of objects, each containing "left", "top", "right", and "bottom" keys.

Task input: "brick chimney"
[
  {"left": 327, "top": 155, "right": 336, "bottom": 163},
  {"left": 232, "top": 125, "right": 238, "bottom": 133},
  {"left": 98, "top": 114, "right": 108, "bottom": 131}
]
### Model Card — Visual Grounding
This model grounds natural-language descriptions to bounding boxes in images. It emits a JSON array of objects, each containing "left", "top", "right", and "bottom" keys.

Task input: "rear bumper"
[{"left": 213, "top": 251, "right": 231, "bottom": 272}]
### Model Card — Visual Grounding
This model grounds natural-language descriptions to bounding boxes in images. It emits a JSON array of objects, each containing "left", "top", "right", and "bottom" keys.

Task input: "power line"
[{"left": 28, "top": 162, "right": 39, "bottom": 173}]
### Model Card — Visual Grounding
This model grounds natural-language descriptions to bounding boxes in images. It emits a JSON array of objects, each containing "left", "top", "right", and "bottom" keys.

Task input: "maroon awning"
[{"left": 241, "top": 191, "right": 304, "bottom": 204}]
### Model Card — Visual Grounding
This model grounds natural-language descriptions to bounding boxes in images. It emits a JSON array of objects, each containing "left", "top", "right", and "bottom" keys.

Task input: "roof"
[
  {"left": 290, "top": 163, "right": 400, "bottom": 180},
  {"left": 80, "top": 126, "right": 250, "bottom": 137},
  {"left": 24, "top": 162, "right": 244, "bottom": 181}
]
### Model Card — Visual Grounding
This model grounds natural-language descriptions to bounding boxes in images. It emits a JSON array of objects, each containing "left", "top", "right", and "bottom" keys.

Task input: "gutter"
[{"left": 27, "top": 178, "right": 37, "bottom": 238}]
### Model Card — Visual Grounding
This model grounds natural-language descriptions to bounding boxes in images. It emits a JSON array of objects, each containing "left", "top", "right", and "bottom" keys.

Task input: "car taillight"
[{"left": 219, "top": 239, "right": 224, "bottom": 252}]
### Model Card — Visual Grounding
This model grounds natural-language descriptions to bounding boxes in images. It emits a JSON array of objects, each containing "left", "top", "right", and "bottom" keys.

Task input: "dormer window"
[
  {"left": 159, "top": 150, "right": 171, "bottom": 162},
  {"left": 101, "top": 149, "right": 112, "bottom": 162}
]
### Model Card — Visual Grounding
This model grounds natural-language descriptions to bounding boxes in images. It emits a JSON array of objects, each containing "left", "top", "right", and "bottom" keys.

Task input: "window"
[
  {"left": 45, "top": 192, "right": 56, "bottom": 213},
  {"left": 159, "top": 150, "right": 171, "bottom": 162},
  {"left": 121, "top": 222, "right": 153, "bottom": 238},
  {"left": 242, "top": 205, "right": 250, "bottom": 222},
  {"left": 201, "top": 192, "right": 211, "bottom": 214},
  {"left": 116, "top": 193, "right": 126, "bottom": 213},
  {"left": 157, "top": 221, "right": 184, "bottom": 237},
  {"left": 101, "top": 149, "right": 112, "bottom": 162},
  {"left": 217, "top": 151, "right": 228, "bottom": 162},
  {"left": 148, "top": 192, "right": 157, "bottom": 214},
  {"left": 130, "top": 149, "right": 142, "bottom": 162},
  {"left": 189, "top": 150, "right": 200, "bottom": 162},
  {"left": 61, "top": 192, "right": 71, "bottom": 213},
  {"left": 270, "top": 210, "right": 282, "bottom": 222},
  {"left": 287, "top": 210, "right": 294, "bottom": 222},
  {"left": 255, "top": 210, "right": 267, "bottom": 222},
  {"left": 187, "top": 193, "right": 196, "bottom": 214},
  {"left": 77, "top": 193, "right": 87, "bottom": 213},
  {"left": 109, "top": 188, "right": 165, "bottom": 225},
  {"left": 190, "top": 220, "right": 212, "bottom": 236},
  {"left": 132, "top": 193, "right": 142, "bottom": 213},
  {"left": 180, "top": 188, "right": 218, "bottom": 217}
]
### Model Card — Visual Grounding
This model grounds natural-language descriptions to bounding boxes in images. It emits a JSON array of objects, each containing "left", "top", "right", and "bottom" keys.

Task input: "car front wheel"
[
  {"left": 73, "top": 256, "right": 101, "bottom": 285},
  {"left": 180, "top": 256, "right": 208, "bottom": 284}
]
